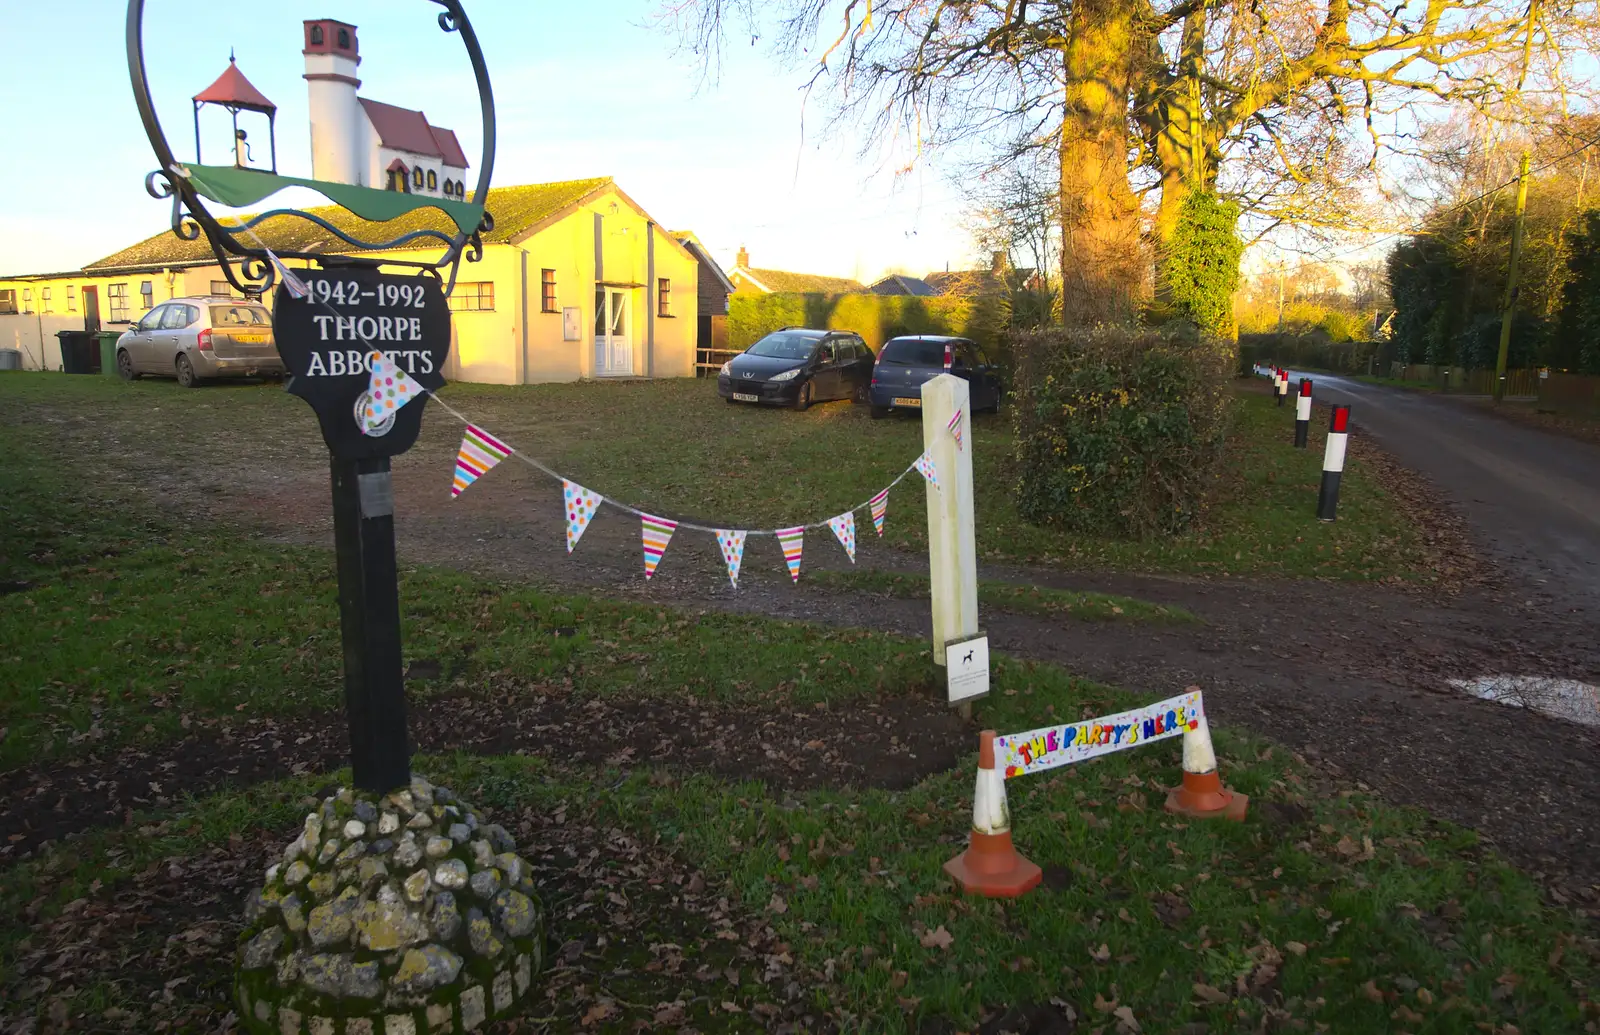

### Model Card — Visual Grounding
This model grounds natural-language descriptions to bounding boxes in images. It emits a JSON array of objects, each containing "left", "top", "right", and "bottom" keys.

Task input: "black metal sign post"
[{"left": 274, "top": 266, "right": 451, "bottom": 792}]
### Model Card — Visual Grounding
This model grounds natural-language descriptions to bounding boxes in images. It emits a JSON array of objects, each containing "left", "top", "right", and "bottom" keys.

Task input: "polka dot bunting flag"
[
  {"left": 361, "top": 351, "right": 422, "bottom": 434},
  {"left": 914, "top": 451, "right": 941, "bottom": 491},
  {"left": 716, "top": 529, "right": 748, "bottom": 588},
  {"left": 562, "top": 480, "right": 603, "bottom": 554},
  {"left": 827, "top": 511, "right": 857, "bottom": 563}
]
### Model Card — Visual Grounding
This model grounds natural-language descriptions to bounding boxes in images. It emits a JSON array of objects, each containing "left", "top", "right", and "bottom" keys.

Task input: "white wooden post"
[{"left": 921, "top": 373, "right": 979, "bottom": 671}]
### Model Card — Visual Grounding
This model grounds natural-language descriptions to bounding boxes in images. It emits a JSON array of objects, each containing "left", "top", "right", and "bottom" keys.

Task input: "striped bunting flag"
[
  {"left": 914, "top": 451, "right": 941, "bottom": 491},
  {"left": 827, "top": 511, "right": 856, "bottom": 563},
  {"left": 776, "top": 526, "right": 804, "bottom": 583},
  {"left": 869, "top": 488, "right": 889, "bottom": 537},
  {"left": 946, "top": 408, "right": 964, "bottom": 450},
  {"left": 562, "top": 480, "right": 603, "bottom": 553},
  {"left": 641, "top": 513, "right": 677, "bottom": 579},
  {"left": 716, "top": 529, "right": 748, "bottom": 588},
  {"left": 451, "top": 424, "right": 512, "bottom": 497}
]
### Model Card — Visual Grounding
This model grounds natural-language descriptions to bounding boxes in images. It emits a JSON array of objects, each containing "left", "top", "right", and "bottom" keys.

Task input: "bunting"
[
  {"left": 869, "top": 488, "right": 889, "bottom": 537},
  {"left": 776, "top": 526, "right": 804, "bottom": 583},
  {"left": 827, "top": 512, "right": 857, "bottom": 563},
  {"left": 947, "top": 409, "right": 964, "bottom": 450},
  {"left": 563, "top": 480, "right": 603, "bottom": 553},
  {"left": 451, "top": 424, "right": 512, "bottom": 497},
  {"left": 915, "top": 451, "right": 941, "bottom": 491},
  {"left": 641, "top": 514, "right": 677, "bottom": 578},
  {"left": 266, "top": 248, "right": 310, "bottom": 299},
  {"left": 361, "top": 351, "right": 423, "bottom": 434},
  {"left": 716, "top": 529, "right": 748, "bottom": 588}
]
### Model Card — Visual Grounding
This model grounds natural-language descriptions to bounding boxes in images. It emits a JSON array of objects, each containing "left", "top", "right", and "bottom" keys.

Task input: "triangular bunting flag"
[
  {"left": 641, "top": 514, "right": 677, "bottom": 579},
  {"left": 776, "top": 526, "right": 804, "bottom": 583},
  {"left": 362, "top": 351, "right": 423, "bottom": 434},
  {"left": 915, "top": 452, "right": 941, "bottom": 491},
  {"left": 869, "top": 488, "right": 889, "bottom": 537},
  {"left": 451, "top": 424, "right": 512, "bottom": 497},
  {"left": 716, "top": 529, "right": 748, "bottom": 588},
  {"left": 827, "top": 512, "right": 857, "bottom": 563},
  {"left": 266, "top": 248, "right": 310, "bottom": 299},
  {"left": 946, "top": 408, "right": 964, "bottom": 450},
  {"left": 562, "top": 480, "right": 603, "bottom": 554}
]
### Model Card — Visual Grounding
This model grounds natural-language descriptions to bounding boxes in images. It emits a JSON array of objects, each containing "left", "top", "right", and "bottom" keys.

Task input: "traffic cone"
[
  {"left": 943, "top": 730, "right": 1042, "bottom": 897},
  {"left": 1164, "top": 712, "right": 1248, "bottom": 821}
]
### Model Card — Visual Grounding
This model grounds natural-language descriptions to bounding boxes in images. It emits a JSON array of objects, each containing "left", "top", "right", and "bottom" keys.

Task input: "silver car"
[{"left": 115, "top": 296, "right": 284, "bottom": 387}]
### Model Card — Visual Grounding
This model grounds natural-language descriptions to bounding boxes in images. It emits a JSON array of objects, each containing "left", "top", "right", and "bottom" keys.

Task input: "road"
[{"left": 1289, "top": 371, "right": 1600, "bottom": 611}]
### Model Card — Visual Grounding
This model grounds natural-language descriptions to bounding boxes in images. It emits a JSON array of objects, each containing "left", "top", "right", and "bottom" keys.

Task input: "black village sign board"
[{"left": 273, "top": 267, "right": 450, "bottom": 459}]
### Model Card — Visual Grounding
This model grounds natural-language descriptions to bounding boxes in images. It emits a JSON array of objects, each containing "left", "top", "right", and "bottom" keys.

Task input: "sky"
[{"left": 0, "top": 0, "right": 976, "bottom": 282}]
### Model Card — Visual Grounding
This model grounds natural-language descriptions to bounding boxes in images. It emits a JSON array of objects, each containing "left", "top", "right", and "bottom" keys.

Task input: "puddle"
[{"left": 1448, "top": 675, "right": 1600, "bottom": 728}]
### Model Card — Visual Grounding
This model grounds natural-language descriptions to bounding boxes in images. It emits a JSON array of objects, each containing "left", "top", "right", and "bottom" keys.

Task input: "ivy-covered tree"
[
  {"left": 1161, "top": 191, "right": 1244, "bottom": 337},
  {"left": 1559, "top": 211, "right": 1600, "bottom": 374}
]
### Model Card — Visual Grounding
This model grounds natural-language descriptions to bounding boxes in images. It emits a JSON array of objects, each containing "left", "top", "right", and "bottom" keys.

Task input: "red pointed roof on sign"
[{"left": 193, "top": 59, "right": 277, "bottom": 114}]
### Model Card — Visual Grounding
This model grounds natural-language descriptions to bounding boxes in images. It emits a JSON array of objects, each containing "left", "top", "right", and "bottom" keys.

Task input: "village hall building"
[{"left": 1, "top": 19, "right": 728, "bottom": 383}]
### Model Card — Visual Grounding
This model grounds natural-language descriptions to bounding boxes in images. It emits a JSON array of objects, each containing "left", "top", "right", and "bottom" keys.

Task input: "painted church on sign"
[{"left": 302, "top": 18, "right": 469, "bottom": 199}]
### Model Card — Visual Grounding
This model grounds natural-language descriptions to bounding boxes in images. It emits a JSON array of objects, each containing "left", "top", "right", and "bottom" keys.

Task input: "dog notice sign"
[{"left": 946, "top": 634, "right": 990, "bottom": 704}]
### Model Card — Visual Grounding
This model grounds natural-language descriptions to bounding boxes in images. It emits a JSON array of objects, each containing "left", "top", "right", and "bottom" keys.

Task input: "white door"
[{"left": 594, "top": 288, "right": 633, "bottom": 376}]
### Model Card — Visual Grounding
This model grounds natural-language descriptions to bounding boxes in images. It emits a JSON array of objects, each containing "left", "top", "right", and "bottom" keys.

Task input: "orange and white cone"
[
  {"left": 943, "top": 730, "right": 1042, "bottom": 897},
  {"left": 1164, "top": 711, "right": 1248, "bottom": 821}
]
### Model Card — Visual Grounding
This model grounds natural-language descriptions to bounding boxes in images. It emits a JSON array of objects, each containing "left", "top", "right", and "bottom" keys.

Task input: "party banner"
[
  {"left": 451, "top": 424, "right": 512, "bottom": 497},
  {"left": 947, "top": 409, "right": 964, "bottom": 450},
  {"left": 716, "top": 529, "right": 748, "bottom": 587},
  {"left": 776, "top": 526, "right": 804, "bottom": 583},
  {"left": 869, "top": 488, "right": 889, "bottom": 536},
  {"left": 827, "top": 512, "right": 857, "bottom": 563},
  {"left": 915, "top": 452, "right": 941, "bottom": 490},
  {"left": 362, "top": 351, "right": 423, "bottom": 434},
  {"left": 641, "top": 514, "right": 677, "bottom": 578},
  {"left": 563, "top": 480, "right": 603, "bottom": 553},
  {"left": 995, "top": 689, "right": 1205, "bottom": 779}
]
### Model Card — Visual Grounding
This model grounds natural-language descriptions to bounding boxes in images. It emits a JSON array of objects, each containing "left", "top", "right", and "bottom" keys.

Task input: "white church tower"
[{"left": 303, "top": 18, "right": 365, "bottom": 185}]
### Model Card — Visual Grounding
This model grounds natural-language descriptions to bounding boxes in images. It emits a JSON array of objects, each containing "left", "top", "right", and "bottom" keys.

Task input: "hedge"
[{"left": 727, "top": 292, "right": 1012, "bottom": 353}]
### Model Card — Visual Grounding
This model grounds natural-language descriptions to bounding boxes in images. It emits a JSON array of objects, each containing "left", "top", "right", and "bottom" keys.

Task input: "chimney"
[{"left": 736, "top": 245, "right": 750, "bottom": 269}]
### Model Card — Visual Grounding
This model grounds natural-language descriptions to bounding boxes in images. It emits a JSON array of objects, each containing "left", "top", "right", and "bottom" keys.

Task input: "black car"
[
  {"left": 868, "top": 335, "right": 1003, "bottom": 417},
  {"left": 718, "top": 328, "right": 875, "bottom": 410}
]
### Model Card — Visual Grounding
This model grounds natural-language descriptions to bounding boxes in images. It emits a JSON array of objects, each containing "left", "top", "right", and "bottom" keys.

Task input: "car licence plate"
[
  {"left": 893, "top": 396, "right": 922, "bottom": 407},
  {"left": 233, "top": 333, "right": 269, "bottom": 344},
  {"left": 732, "top": 393, "right": 759, "bottom": 403}
]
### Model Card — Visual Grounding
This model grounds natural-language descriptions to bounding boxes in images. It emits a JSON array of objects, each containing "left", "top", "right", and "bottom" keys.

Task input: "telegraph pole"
[{"left": 1494, "top": 155, "right": 1531, "bottom": 402}]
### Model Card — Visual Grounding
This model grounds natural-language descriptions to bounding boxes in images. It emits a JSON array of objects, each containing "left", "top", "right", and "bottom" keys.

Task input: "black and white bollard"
[
  {"left": 1294, "top": 378, "right": 1312, "bottom": 447},
  {"left": 1275, "top": 368, "right": 1287, "bottom": 407},
  {"left": 1317, "top": 404, "right": 1351, "bottom": 521}
]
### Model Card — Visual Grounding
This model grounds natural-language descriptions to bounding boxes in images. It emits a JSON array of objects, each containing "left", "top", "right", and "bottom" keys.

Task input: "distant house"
[
  {"left": 726, "top": 247, "right": 866, "bottom": 295},
  {"left": 869, "top": 274, "right": 936, "bottom": 296},
  {"left": 675, "top": 231, "right": 736, "bottom": 354},
  {"left": 925, "top": 253, "right": 1044, "bottom": 297}
]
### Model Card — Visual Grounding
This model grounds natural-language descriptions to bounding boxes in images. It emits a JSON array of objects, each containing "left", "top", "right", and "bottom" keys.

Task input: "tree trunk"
[
  {"left": 1149, "top": 5, "right": 1208, "bottom": 307},
  {"left": 1059, "top": 0, "right": 1142, "bottom": 326}
]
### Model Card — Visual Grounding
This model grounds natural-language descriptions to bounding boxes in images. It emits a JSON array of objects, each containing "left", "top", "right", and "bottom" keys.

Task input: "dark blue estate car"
[
  {"left": 718, "top": 328, "right": 874, "bottom": 410},
  {"left": 868, "top": 335, "right": 1003, "bottom": 417}
]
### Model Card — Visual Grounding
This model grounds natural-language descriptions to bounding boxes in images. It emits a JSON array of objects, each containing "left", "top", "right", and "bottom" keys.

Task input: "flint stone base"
[{"left": 235, "top": 776, "right": 543, "bottom": 1034}]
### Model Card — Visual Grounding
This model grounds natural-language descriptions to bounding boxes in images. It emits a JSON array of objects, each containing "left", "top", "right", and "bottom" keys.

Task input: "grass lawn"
[
  {"left": 0, "top": 372, "right": 1437, "bottom": 583},
  {"left": 809, "top": 569, "right": 1199, "bottom": 624},
  {"left": 2, "top": 375, "right": 1597, "bottom": 1032}
]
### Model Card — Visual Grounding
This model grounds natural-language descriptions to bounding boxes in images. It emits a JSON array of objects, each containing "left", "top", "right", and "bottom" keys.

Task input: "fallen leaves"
[{"left": 919, "top": 925, "right": 955, "bottom": 951}]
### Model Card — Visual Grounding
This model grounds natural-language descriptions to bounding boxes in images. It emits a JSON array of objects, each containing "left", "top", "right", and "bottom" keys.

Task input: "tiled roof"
[
  {"left": 923, "top": 267, "right": 1038, "bottom": 297},
  {"left": 732, "top": 267, "right": 866, "bottom": 294},
  {"left": 360, "top": 98, "right": 468, "bottom": 168},
  {"left": 193, "top": 60, "right": 276, "bottom": 113},
  {"left": 869, "top": 273, "right": 936, "bottom": 296},
  {"left": 84, "top": 177, "right": 613, "bottom": 271}
]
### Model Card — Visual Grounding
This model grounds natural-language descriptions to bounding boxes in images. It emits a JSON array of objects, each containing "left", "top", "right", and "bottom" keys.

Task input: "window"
[
  {"left": 21, "top": 288, "right": 31, "bottom": 313},
  {"left": 387, "top": 166, "right": 408, "bottom": 192},
  {"left": 41, "top": 287, "right": 52, "bottom": 314},
  {"left": 137, "top": 305, "right": 167, "bottom": 331},
  {"left": 310, "top": 24, "right": 324, "bottom": 45},
  {"left": 0, "top": 289, "right": 16, "bottom": 315},
  {"left": 540, "top": 269, "right": 557, "bottom": 313},
  {"left": 446, "top": 282, "right": 494, "bottom": 312},
  {"left": 211, "top": 305, "right": 269, "bottom": 326},
  {"left": 337, "top": 27, "right": 350, "bottom": 49},
  {"left": 67, "top": 285, "right": 77, "bottom": 311},
  {"left": 426, "top": 170, "right": 437, "bottom": 191},
  {"left": 161, "top": 304, "right": 195, "bottom": 330},
  {"left": 413, "top": 167, "right": 424, "bottom": 190},
  {"left": 108, "top": 283, "right": 130, "bottom": 322},
  {"left": 657, "top": 278, "right": 671, "bottom": 317},
  {"left": 442, "top": 178, "right": 453, "bottom": 196},
  {"left": 140, "top": 280, "right": 154, "bottom": 309}
]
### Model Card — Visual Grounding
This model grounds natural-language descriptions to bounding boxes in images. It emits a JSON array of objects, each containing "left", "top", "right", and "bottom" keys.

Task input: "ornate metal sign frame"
[{"left": 125, "top": 0, "right": 497, "bottom": 297}]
